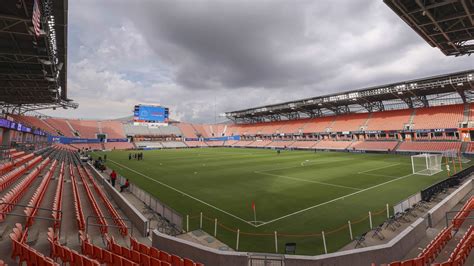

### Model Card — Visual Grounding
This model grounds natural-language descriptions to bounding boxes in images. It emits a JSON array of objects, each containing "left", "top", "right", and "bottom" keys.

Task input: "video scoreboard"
[{"left": 133, "top": 105, "right": 169, "bottom": 123}]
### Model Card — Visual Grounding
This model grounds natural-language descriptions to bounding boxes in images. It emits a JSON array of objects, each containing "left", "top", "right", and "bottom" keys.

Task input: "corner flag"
[{"left": 252, "top": 201, "right": 256, "bottom": 224}]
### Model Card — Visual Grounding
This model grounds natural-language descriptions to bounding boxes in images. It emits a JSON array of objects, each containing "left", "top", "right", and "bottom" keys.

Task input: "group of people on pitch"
[{"left": 129, "top": 152, "right": 144, "bottom": 160}]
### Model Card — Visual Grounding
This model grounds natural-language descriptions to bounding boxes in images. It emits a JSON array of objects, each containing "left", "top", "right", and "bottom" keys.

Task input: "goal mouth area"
[
  {"left": 412, "top": 168, "right": 443, "bottom": 176},
  {"left": 411, "top": 153, "right": 443, "bottom": 176}
]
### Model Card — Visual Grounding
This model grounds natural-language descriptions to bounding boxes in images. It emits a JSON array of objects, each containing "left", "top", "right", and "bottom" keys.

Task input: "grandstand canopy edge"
[
  {"left": 0, "top": 0, "right": 76, "bottom": 112},
  {"left": 384, "top": 0, "right": 474, "bottom": 56},
  {"left": 225, "top": 70, "right": 474, "bottom": 123}
]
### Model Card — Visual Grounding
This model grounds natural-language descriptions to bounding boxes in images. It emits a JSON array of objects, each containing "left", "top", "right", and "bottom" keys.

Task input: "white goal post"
[{"left": 411, "top": 153, "right": 443, "bottom": 176}]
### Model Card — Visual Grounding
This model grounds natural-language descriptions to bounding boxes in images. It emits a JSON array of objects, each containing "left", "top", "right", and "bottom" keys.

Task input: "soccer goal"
[
  {"left": 411, "top": 153, "right": 443, "bottom": 176},
  {"left": 443, "top": 149, "right": 470, "bottom": 164}
]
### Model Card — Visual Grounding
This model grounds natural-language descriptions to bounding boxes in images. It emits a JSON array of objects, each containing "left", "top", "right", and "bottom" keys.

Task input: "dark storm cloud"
[{"left": 43, "top": 0, "right": 473, "bottom": 122}]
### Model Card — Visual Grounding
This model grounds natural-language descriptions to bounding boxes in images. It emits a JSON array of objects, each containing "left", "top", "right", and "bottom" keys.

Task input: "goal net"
[
  {"left": 411, "top": 153, "right": 443, "bottom": 176},
  {"left": 443, "top": 149, "right": 470, "bottom": 164}
]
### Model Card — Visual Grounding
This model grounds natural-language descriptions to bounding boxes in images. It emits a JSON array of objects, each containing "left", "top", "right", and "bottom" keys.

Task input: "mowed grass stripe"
[{"left": 107, "top": 158, "right": 257, "bottom": 226}]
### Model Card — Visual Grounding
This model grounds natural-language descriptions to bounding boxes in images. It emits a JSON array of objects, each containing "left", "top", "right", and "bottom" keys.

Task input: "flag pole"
[
  {"left": 253, "top": 207, "right": 257, "bottom": 224},
  {"left": 252, "top": 201, "right": 256, "bottom": 225}
]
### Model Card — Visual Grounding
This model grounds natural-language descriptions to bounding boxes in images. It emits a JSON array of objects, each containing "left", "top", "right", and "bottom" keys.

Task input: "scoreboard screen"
[{"left": 133, "top": 105, "right": 169, "bottom": 123}]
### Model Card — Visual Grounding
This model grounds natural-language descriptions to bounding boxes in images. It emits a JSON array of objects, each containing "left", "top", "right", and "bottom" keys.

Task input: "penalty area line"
[
  {"left": 107, "top": 159, "right": 258, "bottom": 227},
  {"left": 255, "top": 172, "right": 414, "bottom": 228},
  {"left": 357, "top": 163, "right": 401, "bottom": 174},
  {"left": 254, "top": 171, "right": 362, "bottom": 191}
]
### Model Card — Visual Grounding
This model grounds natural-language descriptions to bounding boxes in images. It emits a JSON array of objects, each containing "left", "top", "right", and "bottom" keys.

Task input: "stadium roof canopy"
[
  {"left": 384, "top": 0, "right": 474, "bottom": 56},
  {"left": 225, "top": 70, "right": 474, "bottom": 124},
  {"left": 0, "top": 0, "right": 77, "bottom": 113}
]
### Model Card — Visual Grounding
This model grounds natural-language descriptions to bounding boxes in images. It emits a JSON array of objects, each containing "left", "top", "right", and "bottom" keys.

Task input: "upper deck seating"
[
  {"left": 365, "top": 109, "right": 412, "bottom": 131},
  {"left": 45, "top": 118, "right": 75, "bottom": 137},
  {"left": 277, "top": 120, "right": 308, "bottom": 135},
  {"left": 412, "top": 104, "right": 464, "bottom": 130},
  {"left": 330, "top": 113, "right": 370, "bottom": 132},
  {"left": 397, "top": 141, "right": 461, "bottom": 152},
  {"left": 177, "top": 123, "right": 198, "bottom": 138},
  {"left": 302, "top": 116, "right": 335, "bottom": 134},
  {"left": 101, "top": 120, "right": 127, "bottom": 138},
  {"left": 8, "top": 114, "right": 56, "bottom": 135},
  {"left": 68, "top": 119, "right": 99, "bottom": 138}
]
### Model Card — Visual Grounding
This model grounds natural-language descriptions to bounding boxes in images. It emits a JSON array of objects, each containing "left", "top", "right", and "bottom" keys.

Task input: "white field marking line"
[
  {"left": 361, "top": 173, "right": 402, "bottom": 179},
  {"left": 253, "top": 157, "right": 356, "bottom": 173},
  {"left": 255, "top": 172, "right": 415, "bottom": 228},
  {"left": 357, "top": 163, "right": 402, "bottom": 174},
  {"left": 300, "top": 157, "right": 356, "bottom": 167},
  {"left": 254, "top": 171, "right": 362, "bottom": 191},
  {"left": 197, "top": 152, "right": 257, "bottom": 156},
  {"left": 108, "top": 159, "right": 258, "bottom": 227}
]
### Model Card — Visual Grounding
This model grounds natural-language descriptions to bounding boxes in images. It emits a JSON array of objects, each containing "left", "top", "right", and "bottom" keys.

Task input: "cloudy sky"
[{"left": 42, "top": 0, "right": 473, "bottom": 123}]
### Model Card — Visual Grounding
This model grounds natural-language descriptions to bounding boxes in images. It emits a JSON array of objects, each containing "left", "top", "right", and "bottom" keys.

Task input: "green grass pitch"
[{"left": 93, "top": 148, "right": 464, "bottom": 255}]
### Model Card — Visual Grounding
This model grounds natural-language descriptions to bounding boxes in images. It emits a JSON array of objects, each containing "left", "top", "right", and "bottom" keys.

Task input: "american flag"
[{"left": 32, "top": 0, "right": 42, "bottom": 37}]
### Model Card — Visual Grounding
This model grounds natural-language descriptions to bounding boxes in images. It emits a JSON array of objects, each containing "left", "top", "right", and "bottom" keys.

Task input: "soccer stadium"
[{"left": 0, "top": 0, "right": 472, "bottom": 266}]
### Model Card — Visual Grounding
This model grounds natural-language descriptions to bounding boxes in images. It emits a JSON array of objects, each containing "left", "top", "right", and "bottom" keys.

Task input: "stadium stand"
[
  {"left": 277, "top": 120, "right": 307, "bottom": 134},
  {"left": 387, "top": 197, "right": 474, "bottom": 266},
  {"left": 267, "top": 140, "right": 295, "bottom": 148},
  {"left": 103, "top": 142, "right": 134, "bottom": 150},
  {"left": 351, "top": 141, "right": 399, "bottom": 151},
  {"left": 102, "top": 120, "right": 127, "bottom": 138},
  {"left": 412, "top": 104, "right": 464, "bottom": 130},
  {"left": 161, "top": 141, "right": 187, "bottom": 148},
  {"left": 302, "top": 116, "right": 335, "bottom": 134},
  {"left": 397, "top": 141, "right": 462, "bottom": 153},
  {"left": 68, "top": 119, "right": 99, "bottom": 138},
  {"left": 177, "top": 123, "right": 199, "bottom": 138},
  {"left": 290, "top": 140, "right": 319, "bottom": 149},
  {"left": 185, "top": 141, "right": 209, "bottom": 147},
  {"left": 365, "top": 109, "right": 412, "bottom": 131},
  {"left": 247, "top": 139, "right": 272, "bottom": 147},
  {"left": 330, "top": 113, "right": 370, "bottom": 132},
  {"left": 45, "top": 118, "right": 76, "bottom": 137},
  {"left": 8, "top": 114, "right": 57, "bottom": 135},
  {"left": 314, "top": 140, "right": 353, "bottom": 150},
  {"left": 205, "top": 141, "right": 226, "bottom": 147},
  {"left": 210, "top": 124, "right": 226, "bottom": 137},
  {"left": 70, "top": 143, "right": 104, "bottom": 150}
]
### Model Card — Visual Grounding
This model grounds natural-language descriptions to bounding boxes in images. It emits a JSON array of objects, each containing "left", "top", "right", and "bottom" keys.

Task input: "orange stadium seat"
[
  {"left": 101, "top": 120, "right": 127, "bottom": 138},
  {"left": 302, "top": 116, "right": 335, "bottom": 134},
  {"left": 330, "top": 113, "right": 370, "bottom": 132},
  {"left": 351, "top": 141, "right": 398, "bottom": 151},
  {"left": 45, "top": 118, "right": 76, "bottom": 137},
  {"left": 365, "top": 109, "right": 412, "bottom": 131},
  {"left": 397, "top": 141, "right": 461, "bottom": 152},
  {"left": 177, "top": 123, "right": 199, "bottom": 138},
  {"left": 412, "top": 104, "right": 464, "bottom": 130},
  {"left": 68, "top": 119, "right": 99, "bottom": 138}
]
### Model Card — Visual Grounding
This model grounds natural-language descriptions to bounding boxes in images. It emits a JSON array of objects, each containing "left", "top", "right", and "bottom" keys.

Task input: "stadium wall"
[
  {"left": 151, "top": 219, "right": 426, "bottom": 265},
  {"left": 426, "top": 177, "right": 473, "bottom": 227},
  {"left": 152, "top": 230, "right": 249, "bottom": 265}
]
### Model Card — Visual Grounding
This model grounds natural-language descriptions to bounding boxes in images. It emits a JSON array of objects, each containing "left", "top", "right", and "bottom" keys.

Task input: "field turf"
[{"left": 93, "top": 148, "right": 463, "bottom": 255}]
